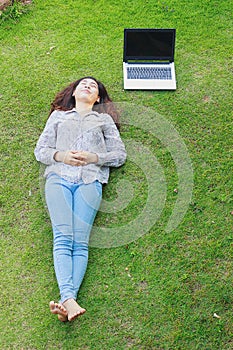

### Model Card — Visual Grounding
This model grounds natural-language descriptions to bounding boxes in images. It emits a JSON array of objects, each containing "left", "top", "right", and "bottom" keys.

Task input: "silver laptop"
[{"left": 123, "top": 28, "right": 176, "bottom": 90}]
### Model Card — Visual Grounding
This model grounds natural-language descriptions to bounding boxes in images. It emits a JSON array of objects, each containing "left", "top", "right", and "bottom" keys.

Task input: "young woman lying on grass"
[{"left": 34, "top": 77, "right": 126, "bottom": 321}]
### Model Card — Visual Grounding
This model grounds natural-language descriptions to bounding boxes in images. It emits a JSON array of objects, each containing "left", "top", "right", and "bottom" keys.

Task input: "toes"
[
  {"left": 68, "top": 309, "right": 86, "bottom": 321},
  {"left": 68, "top": 314, "right": 78, "bottom": 322},
  {"left": 49, "top": 301, "right": 56, "bottom": 311},
  {"left": 49, "top": 301, "right": 68, "bottom": 318},
  {"left": 57, "top": 304, "right": 68, "bottom": 314},
  {"left": 59, "top": 304, "right": 66, "bottom": 312}
]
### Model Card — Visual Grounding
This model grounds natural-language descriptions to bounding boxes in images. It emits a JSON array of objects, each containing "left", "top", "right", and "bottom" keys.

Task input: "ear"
[{"left": 72, "top": 87, "right": 77, "bottom": 97}]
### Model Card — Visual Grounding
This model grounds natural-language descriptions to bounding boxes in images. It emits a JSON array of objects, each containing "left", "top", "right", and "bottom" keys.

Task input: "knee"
[
  {"left": 53, "top": 225, "right": 73, "bottom": 249},
  {"left": 73, "top": 242, "right": 89, "bottom": 255}
]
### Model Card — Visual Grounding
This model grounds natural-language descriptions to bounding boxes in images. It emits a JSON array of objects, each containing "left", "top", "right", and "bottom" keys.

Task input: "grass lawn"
[{"left": 0, "top": 0, "right": 233, "bottom": 349}]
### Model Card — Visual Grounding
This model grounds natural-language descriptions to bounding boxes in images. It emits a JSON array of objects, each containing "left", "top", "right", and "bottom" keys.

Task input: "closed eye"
[{"left": 80, "top": 80, "right": 98, "bottom": 89}]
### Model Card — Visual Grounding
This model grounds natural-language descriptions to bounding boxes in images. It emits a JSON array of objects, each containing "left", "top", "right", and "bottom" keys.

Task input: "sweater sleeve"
[
  {"left": 34, "top": 111, "right": 60, "bottom": 165},
  {"left": 96, "top": 115, "right": 127, "bottom": 167}
]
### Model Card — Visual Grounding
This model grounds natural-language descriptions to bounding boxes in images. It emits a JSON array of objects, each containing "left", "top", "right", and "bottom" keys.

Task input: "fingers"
[
  {"left": 63, "top": 151, "right": 96, "bottom": 166},
  {"left": 73, "top": 151, "right": 98, "bottom": 164},
  {"left": 71, "top": 152, "right": 87, "bottom": 165},
  {"left": 68, "top": 157, "right": 87, "bottom": 166},
  {"left": 62, "top": 151, "right": 83, "bottom": 166}
]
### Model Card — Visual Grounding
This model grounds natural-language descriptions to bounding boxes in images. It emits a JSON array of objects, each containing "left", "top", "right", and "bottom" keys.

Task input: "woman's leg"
[
  {"left": 61, "top": 181, "right": 102, "bottom": 321},
  {"left": 45, "top": 174, "right": 76, "bottom": 304},
  {"left": 72, "top": 180, "right": 102, "bottom": 298}
]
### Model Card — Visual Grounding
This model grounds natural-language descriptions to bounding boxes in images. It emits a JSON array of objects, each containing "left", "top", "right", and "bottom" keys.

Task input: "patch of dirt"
[
  {"left": 0, "top": 0, "right": 11, "bottom": 11},
  {"left": 0, "top": 0, "right": 31, "bottom": 11}
]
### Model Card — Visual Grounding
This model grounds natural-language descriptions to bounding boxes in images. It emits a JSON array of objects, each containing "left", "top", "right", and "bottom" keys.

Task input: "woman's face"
[{"left": 73, "top": 78, "right": 100, "bottom": 105}]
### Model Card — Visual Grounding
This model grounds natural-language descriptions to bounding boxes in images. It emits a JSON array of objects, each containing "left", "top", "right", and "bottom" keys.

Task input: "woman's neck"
[{"left": 75, "top": 101, "right": 93, "bottom": 115}]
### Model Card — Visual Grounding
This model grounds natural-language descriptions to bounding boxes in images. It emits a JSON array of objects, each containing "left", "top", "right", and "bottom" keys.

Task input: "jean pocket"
[
  {"left": 95, "top": 180, "right": 103, "bottom": 198},
  {"left": 46, "top": 172, "right": 58, "bottom": 180}
]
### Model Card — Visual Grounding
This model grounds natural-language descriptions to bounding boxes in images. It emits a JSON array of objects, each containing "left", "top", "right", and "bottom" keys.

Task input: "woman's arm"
[
  {"left": 95, "top": 115, "right": 127, "bottom": 167},
  {"left": 34, "top": 111, "right": 60, "bottom": 165}
]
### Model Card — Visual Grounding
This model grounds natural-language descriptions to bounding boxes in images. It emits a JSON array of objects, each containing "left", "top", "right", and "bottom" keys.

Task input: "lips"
[{"left": 81, "top": 89, "right": 91, "bottom": 94}]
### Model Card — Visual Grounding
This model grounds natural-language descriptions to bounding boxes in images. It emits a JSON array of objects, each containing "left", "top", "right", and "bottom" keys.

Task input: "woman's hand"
[{"left": 54, "top": 151, "right": 98, "bottom": 166}]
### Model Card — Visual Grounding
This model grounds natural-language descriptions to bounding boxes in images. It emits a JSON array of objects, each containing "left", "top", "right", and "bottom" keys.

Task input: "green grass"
[{"left": 0, "top": 0, "right": 233, "bottom": 349}]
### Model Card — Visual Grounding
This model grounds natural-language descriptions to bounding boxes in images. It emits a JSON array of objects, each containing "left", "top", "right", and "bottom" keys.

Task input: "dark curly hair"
[{"left": 48, "top": 76, "right": 120, "bottom": 129}]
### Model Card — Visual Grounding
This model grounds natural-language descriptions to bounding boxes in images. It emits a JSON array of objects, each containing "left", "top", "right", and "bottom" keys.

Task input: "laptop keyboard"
[{"left": 127, "top": 66, "right": 172, "bottom": 80}]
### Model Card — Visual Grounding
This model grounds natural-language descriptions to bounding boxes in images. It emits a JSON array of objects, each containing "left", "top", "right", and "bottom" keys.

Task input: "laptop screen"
[{"left": 124, "top": 28, "right": 176, "bottom": 61}]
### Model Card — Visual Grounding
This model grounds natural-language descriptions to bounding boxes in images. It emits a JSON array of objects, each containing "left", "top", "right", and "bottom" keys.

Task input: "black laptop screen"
[{"left": 124, "top": 29, "right": 175, "bottom": 61}]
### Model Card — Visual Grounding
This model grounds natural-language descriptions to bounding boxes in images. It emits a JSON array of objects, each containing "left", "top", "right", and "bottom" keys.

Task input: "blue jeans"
[{"left": 45, "top": 174, "right": 102, "bottom": 303}]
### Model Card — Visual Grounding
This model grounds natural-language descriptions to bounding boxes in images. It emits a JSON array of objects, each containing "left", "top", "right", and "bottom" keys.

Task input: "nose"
[{"left": 84, "top": 83, "right": 91, "bottom": 89}]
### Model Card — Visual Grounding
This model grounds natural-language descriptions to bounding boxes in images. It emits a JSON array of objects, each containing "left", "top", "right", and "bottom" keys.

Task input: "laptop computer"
[{"left": 123, "top": 28, "right": 176, "bottom": 90}]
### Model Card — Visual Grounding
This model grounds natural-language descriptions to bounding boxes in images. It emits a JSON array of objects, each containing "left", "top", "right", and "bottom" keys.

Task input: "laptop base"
[{"left": 123, "top": 62, "right": 176, "bottom": 90}]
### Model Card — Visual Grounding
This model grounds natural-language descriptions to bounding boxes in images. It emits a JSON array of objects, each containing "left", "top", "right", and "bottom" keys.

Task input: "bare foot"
[
  {"left": 63, "top": 298, "right": 86, "bottom": 321},
  {"left": 49, "top": 300, "right": 68, "bottom": 322}
]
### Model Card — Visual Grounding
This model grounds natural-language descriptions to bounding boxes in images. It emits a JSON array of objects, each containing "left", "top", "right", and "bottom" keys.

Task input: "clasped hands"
[{"left": 54, "top": 150, "right": 98, "bottom": 166}]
